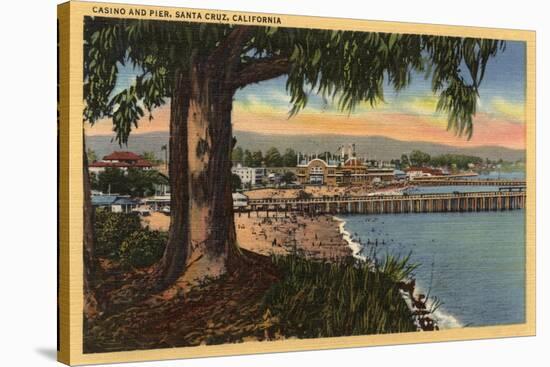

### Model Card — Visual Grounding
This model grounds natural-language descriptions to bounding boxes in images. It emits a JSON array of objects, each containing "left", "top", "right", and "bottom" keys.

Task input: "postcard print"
[{"left": 80, "top": 13, "right": 528, "bottom": 354}]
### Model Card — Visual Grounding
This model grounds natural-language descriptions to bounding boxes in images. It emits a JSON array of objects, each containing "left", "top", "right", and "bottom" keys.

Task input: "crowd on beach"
[
  {"left": 144, "top": 184, "right": 440, "bottom": 332},
  {"left": 243, "top": 182, "right": 409, "bottom": 200},
  {"left": 235, "top": 212, "right": 352, "bottom": 261}
]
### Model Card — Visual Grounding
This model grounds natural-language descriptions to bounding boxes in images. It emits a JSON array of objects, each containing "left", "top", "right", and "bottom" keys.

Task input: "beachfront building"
[
  {"left": 296, "top": 150, "right": 396, "bottom": 186},
  {"left": 393, "top": 169, "right": 407, "bottom": 181},
  {"left": 366, "top": 167, "right": 398, "bottom": 183},
  {"left": 89, "top": 151, "right": 153, "bottom": 174},
  {"left": 338, "top": 156, "right": 369, "bottom": 185},
  {"left": 232, "top": 192, "right": 249, "bottom": 210},
  {"left": 296, "top": 158, "right": 339, "bottom": 186},
  {"left": 91, "top": 194, "right": 140, "bottom": 213},
  {"left": 405, "top": 166, "right": 446, "bottom": 179},
  {"left": 231, "top": 164, "right": 267, "bottom": 187},
  {"left": 296, "top": 156, "right": 389, "bottom": 187}
]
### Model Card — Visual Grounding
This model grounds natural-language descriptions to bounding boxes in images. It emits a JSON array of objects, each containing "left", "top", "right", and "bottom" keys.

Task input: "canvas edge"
[{"left": 57, "top": 1, "right": 72, "bottom": 365}]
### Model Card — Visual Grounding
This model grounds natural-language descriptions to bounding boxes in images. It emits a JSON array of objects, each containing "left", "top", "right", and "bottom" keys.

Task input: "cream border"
[{"left": 58, "top": 1, "right": 536, "bottom": 365}]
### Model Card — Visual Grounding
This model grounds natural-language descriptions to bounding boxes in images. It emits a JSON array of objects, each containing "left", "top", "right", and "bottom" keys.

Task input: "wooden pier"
[
  {"left": 411, "top": 178, "right": 526, "bottom": 187},
  {"left": 240, "top": 191, "right": 526, "bottom": 215}
]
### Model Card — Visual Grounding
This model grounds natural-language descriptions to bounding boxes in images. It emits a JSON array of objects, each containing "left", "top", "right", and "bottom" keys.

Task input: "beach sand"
[
  {"left": 244, "top": 183, "right": 407, "bottom": 200},
  {"left": 143, "top": 211, "right": 352, "bottom": 261},
  {"left": 235, "top": 212, "right": 351, "bottom": 260}
]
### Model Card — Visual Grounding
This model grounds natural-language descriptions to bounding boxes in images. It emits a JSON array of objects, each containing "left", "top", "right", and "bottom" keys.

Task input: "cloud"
[
  {"left": 489, "top": 98, "right": 525, "bottom": 123},
  {"left": 86, "top": 83, "right": 525, "bottom": 151}
]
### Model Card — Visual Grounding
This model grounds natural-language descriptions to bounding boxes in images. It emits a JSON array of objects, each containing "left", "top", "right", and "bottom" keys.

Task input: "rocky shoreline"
[{"left": 335, "top": 215, "right": 440, "bottom": 331}]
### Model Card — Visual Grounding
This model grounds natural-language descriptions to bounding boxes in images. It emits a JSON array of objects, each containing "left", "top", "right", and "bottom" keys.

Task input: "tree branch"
[
  {"left": 206, "top": 26, "right": 253, "bottom": 75},
  {"left": 232, "top": 56, "right": 290, "bottom": 90}
]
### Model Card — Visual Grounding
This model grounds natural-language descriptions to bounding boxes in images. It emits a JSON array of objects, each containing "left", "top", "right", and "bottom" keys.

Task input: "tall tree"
[
  {"left": 84, "top": 17, "right": 504, "bottom": 286},
  {"left": 282, "top": 148, "right": 298, "bottom": 167},
  {"left": 243, "top": 149, "right": 253, "bottom": 167},
  {"left": 264, "top": 147, "right": 283, "bottom": 167},
  {"left": 231, "top": 146, "right": 244, "bottom": 165},
  {"left": 141, "top": 151, "right": 162, "bottom": 165},
  {"left": 409, "top": 150, "right": 432, "bottom": 167},
  {"left": 400, "top": 154, "right": 410, "bottom": 168},
  {"left": 251, "top": 150, "right": 264, "bottom": 167}
]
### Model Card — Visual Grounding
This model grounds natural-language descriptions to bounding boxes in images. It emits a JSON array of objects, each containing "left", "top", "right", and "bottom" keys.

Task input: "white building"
[
  {"left": 232, "top": 192, "right": 249, "bottom": 209},
  {"left": 231, "top": 164, "right": 266, "bottom": 186}
]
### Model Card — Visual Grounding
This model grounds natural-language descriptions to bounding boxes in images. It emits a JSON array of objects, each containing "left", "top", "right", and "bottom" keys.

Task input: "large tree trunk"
[
  {"left": 158, "top": 69, "right": 191, "bottom": 287},
  {"left": 83, "top": 140, "right": 98, "bottom": 319},
  {"left": 157, "top": 27, "right": 289, "bottom": 285},
  {"left": 185, "top": 61, "right": 239, "bottom": 279}
]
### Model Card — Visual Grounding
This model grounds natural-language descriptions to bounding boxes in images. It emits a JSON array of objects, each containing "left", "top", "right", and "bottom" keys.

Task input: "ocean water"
[
  {"left": 471, "top": 171, "right": 526, "bottom": 180},
  {"left": 341, "top": 210, "right": 526, "bottom": 328}
]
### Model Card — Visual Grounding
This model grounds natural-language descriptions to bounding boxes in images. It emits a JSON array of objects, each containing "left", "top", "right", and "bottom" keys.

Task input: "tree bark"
[
  {"left": 185, "top": 61, "right": 239, "bottom": 276},
  {"left": 158, "top": 69, "right": 191, "bottom": 287},
  {"left": 159, "top": 28, "right": 290, "bottom": 282}
]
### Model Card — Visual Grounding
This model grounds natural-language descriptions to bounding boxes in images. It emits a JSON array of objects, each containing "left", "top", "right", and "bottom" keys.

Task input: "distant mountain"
[{"left": 86, "top": 131, "right": 525, "bottom": 162}]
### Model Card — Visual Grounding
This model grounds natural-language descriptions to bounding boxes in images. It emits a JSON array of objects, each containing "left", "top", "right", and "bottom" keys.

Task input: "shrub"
[
  {"left": 94, "top": 209, "right": 142, "bottom": 259},
  {"left": 262, "top": 255, "right": 416, "bottom": 338},
  {"left": 119, "top": 230, "right": 167, "bottom": 268}
]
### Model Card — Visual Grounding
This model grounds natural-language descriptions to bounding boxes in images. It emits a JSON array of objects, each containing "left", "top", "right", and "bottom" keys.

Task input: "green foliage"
[
  {"left": 281, "top": 171, "right": 297, "bottom": 185},
  {"left": 282, "top": 148, "right": 298, "bottom": 167},
  {"left": 126, "top": 169, "right": 167, "bottom": 197},
  {"left": 94, "top": 209, "right": 167, "bottom": 267},
  {"left": 430, "top": 153, "right": 483, "bottom": 170},
  {"left": 94, "top": 209, "right": 142, "bottom": 259},
  {"left": 87, "top": 148, "right": 98, "bottom": 163},
  {"left": 141, "top": 151, "right": 163, "bottom": 165},
  {"left": 235, "top": 146, "right": 297, "bottom": 167},
  {"left": 84, "top": 17, "right": 504, "bottom": 145},
  {"left": 92, "top": 168, "right": 167, "bottom": 197},
  {"left": 92, "top": 167, "right": 127, "bottom": 195},
  {"left": 243, "top": 149, "right": 253, "bottom": 167},
  {"left": 231, "top": 146, "right": 244, "bottom": 164},
  {"left": 119, "top": 229, "right": 167, "bottom": 268},
  {"left": 251, "top": 151, "right": 264, "bottom": 167},
  {"left": 409, "top": 150, "right": 431, "bottom": 167},
  {"left": 400, "top": 154, "right": 410, "bottom": 169},
  {"left": 263, "top": 255, "right": 416, "bottom": 337},
  {"left": 240, "top": 149, "right": 264, "bottom": 167},
  {"left": 264, "top": 147, "right": 283, "bottom": 167}
]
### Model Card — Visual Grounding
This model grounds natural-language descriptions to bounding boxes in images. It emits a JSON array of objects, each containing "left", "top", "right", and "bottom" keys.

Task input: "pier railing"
[
  {"left": 411, "top": 178, "right": 526, "bottom": 186},
  {"left": 242, "top": 191, "right": 526, "bottom": 215}
]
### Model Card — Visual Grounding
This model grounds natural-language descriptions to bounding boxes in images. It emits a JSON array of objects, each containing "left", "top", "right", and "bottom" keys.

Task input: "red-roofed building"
[
  {"left": 102, "top": 151, "right": 143, "bottom": 163},
  {"left": 89, "top": 151, "right": 153, "bottom": 174}
]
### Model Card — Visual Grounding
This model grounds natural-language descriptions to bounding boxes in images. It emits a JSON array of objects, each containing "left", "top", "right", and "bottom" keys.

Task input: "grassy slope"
[{"left": 84, "top": 252, "right": 416, "bottom": 353}]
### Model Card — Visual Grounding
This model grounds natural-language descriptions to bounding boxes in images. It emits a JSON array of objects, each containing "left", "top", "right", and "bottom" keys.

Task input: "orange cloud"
[
  {"left": 232, "top": 109, "right": 525, "bottom": 150},
  {"left": 85, "top": 101, "right": 525, "bottom": 150}
]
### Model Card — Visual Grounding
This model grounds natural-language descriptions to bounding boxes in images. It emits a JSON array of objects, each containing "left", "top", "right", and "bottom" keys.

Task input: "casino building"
[{"left": 296, "top": 144, "right": 395, "bottom": 186}]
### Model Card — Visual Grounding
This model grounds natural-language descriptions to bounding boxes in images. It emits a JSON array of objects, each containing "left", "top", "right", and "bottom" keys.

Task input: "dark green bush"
[
  {"left": 119, "top": 230, "right": 167, "bottom": 268},
  {"left": 94, "top": 209, "right": 142, "bottom": 259},
  {"left": 262, "top": 255, "right": 416, "bottom": 338}
]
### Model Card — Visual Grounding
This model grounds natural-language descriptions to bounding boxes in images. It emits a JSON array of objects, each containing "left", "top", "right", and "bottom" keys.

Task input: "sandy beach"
[
  {"left": 235, "top": 212, "right": 352, "bottom": 260},
  {"left": 141, "top": 186, "right": 411, "bottom": 262},
  {"left": 244, "top": 183, "right": 407, "bottom": 200},
  {"left": 143, "top": 211, "right": 352, "bottom": 261}
]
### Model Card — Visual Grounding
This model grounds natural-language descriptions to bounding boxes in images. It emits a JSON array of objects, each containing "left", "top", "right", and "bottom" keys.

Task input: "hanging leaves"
[{"left": 84, "top": 16, "right": 505, "bottom": 144}]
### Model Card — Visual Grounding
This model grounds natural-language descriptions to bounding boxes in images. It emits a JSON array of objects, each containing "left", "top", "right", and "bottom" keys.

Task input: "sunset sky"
[{"left": 86, "top": 41, "right": 526, "bottom": 151}]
